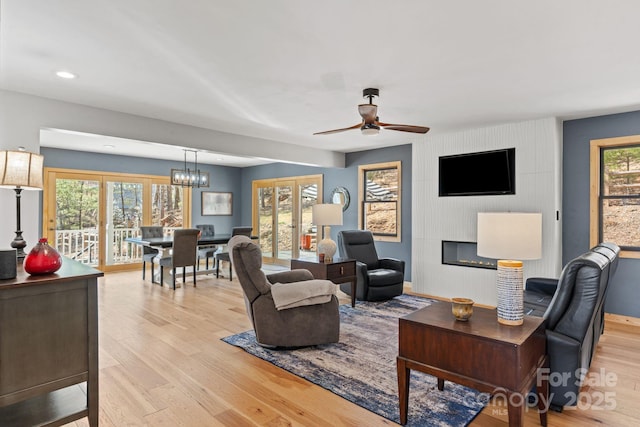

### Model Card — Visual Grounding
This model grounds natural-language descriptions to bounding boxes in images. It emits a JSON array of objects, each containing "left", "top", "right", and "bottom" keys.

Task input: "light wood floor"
[{"left": 64, "top": 268, "right": 640, "bottom": 427}]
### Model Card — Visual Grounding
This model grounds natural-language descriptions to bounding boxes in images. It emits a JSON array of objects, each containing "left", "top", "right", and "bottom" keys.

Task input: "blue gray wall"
[
  {"left": 41, "top": 145, "right": 412, "bottom": 280},
  {"left": 41, "top": 148, "right": 243, "bottom": 232},
  {"left": 41, "top": 118, "right": 640, "bottom": 317},
  {"left": 240, "top": 144, "right": 413, "bottom": 280},
  {"left": 563, "top": 110, "right": 640, "bottom": 317}
]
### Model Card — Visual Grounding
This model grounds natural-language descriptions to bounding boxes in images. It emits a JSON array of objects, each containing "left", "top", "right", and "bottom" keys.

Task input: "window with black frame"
[
  {"left": 358, "top": 161, "right": 401, "bottom": 242},
  {"left": 599, "top": 145, "right": 640, "bottom": 251}
]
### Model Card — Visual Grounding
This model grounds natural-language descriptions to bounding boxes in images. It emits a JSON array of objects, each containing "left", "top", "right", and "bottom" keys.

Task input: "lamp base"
[
  {"left": 9, "top": 187, "right": 27, "bottom": 261},
  {"left": 317, "top": 238, "right": 337, "bottom": 263},
  {"left": 10, "top": 230, "right": 27, "bottom": 261},
  {"left": 496, "top": 260, "right": 524, "bottom": 326},
  {"left": 317, "top": 225, "right": 337, "bottom": 262}
]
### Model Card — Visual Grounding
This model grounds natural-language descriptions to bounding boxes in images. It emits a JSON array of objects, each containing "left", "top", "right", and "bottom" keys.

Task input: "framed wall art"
[{"left": 201, "top": 191, "right": 232, "bottom": 215}]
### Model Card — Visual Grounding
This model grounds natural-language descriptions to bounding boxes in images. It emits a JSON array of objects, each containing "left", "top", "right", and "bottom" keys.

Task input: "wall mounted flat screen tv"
[{"left": 439, "top": 148, "right": 515, "bottom": 196}]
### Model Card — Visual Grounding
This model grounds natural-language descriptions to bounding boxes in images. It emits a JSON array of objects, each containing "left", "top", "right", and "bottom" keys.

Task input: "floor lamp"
[
  {"left": 0, "top": 149, "right": 44, "bottom": 260},
  {"left": 477, "top": 212, "right": 542, "bottom": 326},
  {"left": 312, "top": 203, "right": 343, "bottom": 262}
]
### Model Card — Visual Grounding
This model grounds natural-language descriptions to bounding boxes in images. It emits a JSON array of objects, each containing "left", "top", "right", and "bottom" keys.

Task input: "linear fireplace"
[{"left": 442, "top": 240, "right": 497, "bottom": 270}]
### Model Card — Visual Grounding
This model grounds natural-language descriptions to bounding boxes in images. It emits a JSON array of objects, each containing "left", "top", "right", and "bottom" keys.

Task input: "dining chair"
[
  {"left": 195, "top": 224, "right": 218, "bottom": 270},
  {"left": 216, "top": 226, "right": 253, "bottom": 280},
  {"left": 159, "top": 228, "right": 200, "bottom": 289},
  {"left": 140, "top": 226, "right": 163, "bottom": 283}
]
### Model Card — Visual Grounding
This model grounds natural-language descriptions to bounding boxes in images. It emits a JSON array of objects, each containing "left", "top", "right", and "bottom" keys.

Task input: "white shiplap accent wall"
[{"left": 412, "top": 117, "right": 563, "bottom": 306}]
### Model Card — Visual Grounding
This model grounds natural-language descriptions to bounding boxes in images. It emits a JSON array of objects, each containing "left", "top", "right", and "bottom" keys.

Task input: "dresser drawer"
[{"left": 327, "top": 261, "right": 355, "bottom": 279}]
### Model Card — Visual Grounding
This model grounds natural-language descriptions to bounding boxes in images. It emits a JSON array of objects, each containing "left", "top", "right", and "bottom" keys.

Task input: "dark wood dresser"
[{"left": 0, "top": 257, "right": 103, "bottom": 427}]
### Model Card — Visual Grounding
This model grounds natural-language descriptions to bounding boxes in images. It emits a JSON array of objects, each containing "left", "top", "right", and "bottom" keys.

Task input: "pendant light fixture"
[{"left": 170, "top": 149, "right": 209, "bottom": 188}]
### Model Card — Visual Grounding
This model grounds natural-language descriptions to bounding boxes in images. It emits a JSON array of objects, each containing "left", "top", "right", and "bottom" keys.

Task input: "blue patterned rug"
[{"left": 222, "top": 294, "right": 488, "bottom": 426}]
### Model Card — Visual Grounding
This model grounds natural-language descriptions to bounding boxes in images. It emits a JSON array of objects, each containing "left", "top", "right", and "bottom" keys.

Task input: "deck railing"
[{"left": 54, "top": 226, "right": 181, "bottom": 266}]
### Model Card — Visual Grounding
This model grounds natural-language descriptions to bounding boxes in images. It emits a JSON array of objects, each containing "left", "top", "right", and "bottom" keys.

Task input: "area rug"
[{"left": 222, "top": 294, "right": 488, "bottom": 426}]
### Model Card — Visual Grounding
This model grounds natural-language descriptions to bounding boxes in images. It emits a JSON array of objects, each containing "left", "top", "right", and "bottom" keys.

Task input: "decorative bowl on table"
[{"left": 451, "top": 297, "right": 474, "bottom": 321}]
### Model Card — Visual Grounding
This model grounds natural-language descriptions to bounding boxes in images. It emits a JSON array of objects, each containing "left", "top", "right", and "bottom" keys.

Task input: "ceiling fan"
[{"left": 314, "top": 88, "right": 430, "bottom": 136}]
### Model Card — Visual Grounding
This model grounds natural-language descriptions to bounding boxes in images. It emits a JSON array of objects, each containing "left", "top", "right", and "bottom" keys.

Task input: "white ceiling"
[{"left": 3, "top": 0, "right": 640, "bottom": 166}]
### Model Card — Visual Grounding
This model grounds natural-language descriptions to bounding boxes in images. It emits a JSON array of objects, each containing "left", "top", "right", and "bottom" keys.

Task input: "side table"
[
  {"left": 290, "top": 258, "right": 357, "bottom": 307},
  {"left": 397, "top": 300, "right": 548, "bottom": 427}
]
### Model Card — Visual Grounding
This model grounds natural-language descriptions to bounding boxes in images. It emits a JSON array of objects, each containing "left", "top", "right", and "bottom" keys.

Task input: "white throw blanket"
[{"left": 271, "top": 279, "right": 336, "bottom": 310}]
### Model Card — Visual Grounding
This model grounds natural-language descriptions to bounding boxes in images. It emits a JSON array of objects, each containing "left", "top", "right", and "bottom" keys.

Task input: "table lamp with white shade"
[
  {"left": 312, "top": 203, "right": 343, "bottom": 262},
  {"left": 0, "top": 149, "right": 44, "bottom": 260},
  {"left": 477, "top": 212, "right": 542, "bottom": 326}
]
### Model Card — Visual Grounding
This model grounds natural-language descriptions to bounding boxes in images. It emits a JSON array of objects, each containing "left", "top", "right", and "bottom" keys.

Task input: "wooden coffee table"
[
  {"left": 397, "top": 300, "right": 548, "bottom": 426},
  {"left": 290, "top": 258, "right": 357, "bottom": 307}
]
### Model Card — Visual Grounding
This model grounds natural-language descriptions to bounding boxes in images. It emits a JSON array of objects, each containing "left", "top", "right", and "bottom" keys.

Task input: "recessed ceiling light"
[
  {"left": 103, "top": 144, "right": 115, "bottom": 149},
  {"left": 55, "top": 71, "right": 77, "bottom": 79}
]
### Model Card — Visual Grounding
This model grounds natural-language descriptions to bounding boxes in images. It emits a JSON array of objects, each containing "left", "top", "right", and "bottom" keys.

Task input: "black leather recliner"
[
  {"left": 589, "top": 242, "right": 620, "bottom": 341},
  {"left": 336, "top": 230, "right": 405, "bottom": 301},
  {"left": 523, "top": 242, "right": 619, "bottom": 410}
]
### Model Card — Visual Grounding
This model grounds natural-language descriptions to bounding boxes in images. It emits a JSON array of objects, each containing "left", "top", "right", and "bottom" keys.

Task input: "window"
[
  {"left": 590, "top": 136, "right": 640, "bottom": 258},
  {"left": 251, "top": 174, "right": 323, "bottom": 265},
  {"left": 358, "top": 161, "right": 401, "bottom": 242},
  {"left": 43, "top": 168, "right": 191, "bottom": 271}
]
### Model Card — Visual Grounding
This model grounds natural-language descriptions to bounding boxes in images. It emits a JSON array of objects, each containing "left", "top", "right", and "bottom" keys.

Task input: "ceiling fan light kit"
[
  {"left": 314, "top": 88, "right": 430, "bottom": 136},
  {"left": 361, "top": 123, "right": 380, "bottom": 136}
]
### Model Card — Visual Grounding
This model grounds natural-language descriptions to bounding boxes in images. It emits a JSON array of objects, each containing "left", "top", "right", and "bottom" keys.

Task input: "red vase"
[{"left": 24, "top": 238, "right": 63, "bottom": 275}]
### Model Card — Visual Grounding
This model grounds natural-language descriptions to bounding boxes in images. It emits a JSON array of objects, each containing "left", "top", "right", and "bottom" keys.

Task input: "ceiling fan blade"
[
  {"left": 358, "top": 104, "right": 377, "bottom": 123},
  {"left": 378, "top": 122, "right": 430, "bottom": 134},
  {"left": 313, "top": 122, "right": 363, "bottom": 135}
]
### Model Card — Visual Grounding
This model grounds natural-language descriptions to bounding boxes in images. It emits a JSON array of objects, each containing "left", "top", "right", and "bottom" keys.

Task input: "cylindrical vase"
[{"left": 0, "top": 249, "right": 18, "bottom": 280}]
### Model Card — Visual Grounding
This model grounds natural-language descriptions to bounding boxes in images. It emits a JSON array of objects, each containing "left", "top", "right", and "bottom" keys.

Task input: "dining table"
[
  {"left": 126, "top": 233, "right": 256, "bottom": 285},
  {"left": 127, "top": 233, "right": 241, "bottom": 249}
]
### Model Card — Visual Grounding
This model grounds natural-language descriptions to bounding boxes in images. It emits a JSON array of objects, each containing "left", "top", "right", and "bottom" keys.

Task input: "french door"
[
  {"left": 252, "top": 175, "right": 322, "bottom": 266},
  {"left": 43, "top": 168, "right": 191, "bottom": 272}
]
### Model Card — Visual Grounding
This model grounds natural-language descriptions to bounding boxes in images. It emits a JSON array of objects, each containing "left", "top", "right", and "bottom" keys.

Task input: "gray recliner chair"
[
  {"left": 337, "top": 230, "right": 405, "bottom": 301},
  {"left": 229, "top": 235, "right": 340, "bottom": 348}
]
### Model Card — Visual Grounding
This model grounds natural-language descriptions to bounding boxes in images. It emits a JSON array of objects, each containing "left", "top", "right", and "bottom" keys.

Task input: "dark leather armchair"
[
  {"left": 337, "top": 230, "right": 405, "bottom": 301},
  {"left": 140, "top": 226, "right": 163, "bottom": 282},
  {"left": 159, "top": 228, "right": 200, "bottom": 289},
  {"left": 229, "top": 235, "right": 339, "bottom": 348},
  {"left": 195, "top": 224, "right": 218, "bottom": 270},
  {"left": 523, "top": 242, "right": 619, "bottom": 410},
  {"left": 590, "top": 242, "right": 620, "bottom": 340}
]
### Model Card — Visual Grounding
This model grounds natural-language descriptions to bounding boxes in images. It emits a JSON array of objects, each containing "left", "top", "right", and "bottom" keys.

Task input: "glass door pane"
[
  {"left": 45, "top": 170, "right": 189, "bottom": 272},
  {"left": 299, "top": 183, "right": 318, "bottom": 260},
  {"left": 51, "top": 177, "right": 100, "bottom": 267},
  {"left": 152, "top": 184, "right": 185, "bottom": 236},
  {"left": 252, "top": 175, "right": 323, "bottom": 266},
  {"left": 274, "top": 182, "right": 294, "bottom": 264},
  {"left": 105, "top": 180, "right": 143, "bottom": 267},
  {"left": 257, "top": 185, "right": 274, "bottom": 259}
]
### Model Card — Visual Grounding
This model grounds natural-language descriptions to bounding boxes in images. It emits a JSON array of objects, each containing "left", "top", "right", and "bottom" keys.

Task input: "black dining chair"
[
  {"left": 159, "top": 228, "right": 200, "bottom": 290},
  {"left": 140, "top": 226, "right": 163, "bottom": 283},
  {"left": 216, "top": 226, "right": 252, "bottom": 280},
  {"left": 195, "top": 224, "right": 218, "bottom": 270}
]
